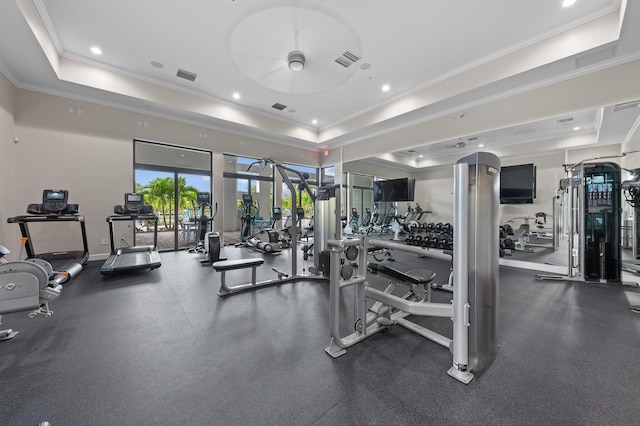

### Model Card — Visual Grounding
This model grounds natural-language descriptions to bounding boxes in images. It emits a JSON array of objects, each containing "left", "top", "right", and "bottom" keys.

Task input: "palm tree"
[
  {"left": 176, "top": 176, "right": 199, "bottom": 214},
  {"left": 141, "top": 177, "right": 201, "bottom": 230},
  {"left": 143, "top": 177, "right": 174, "bottom": 229}
]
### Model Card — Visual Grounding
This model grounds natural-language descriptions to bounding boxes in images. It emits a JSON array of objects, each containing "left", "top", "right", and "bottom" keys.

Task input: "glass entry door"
[
  {"left": 134, "top": 170, "right": 211, "bottom": 251},
  {"left": 176, "top": 173, "right": 212, "bottom": 250},
  {"left": 134, "top": 140, "right": 212, "bottom": 251},
  {"left": 135, "top": 170, "right": 174, "bottom": 250}
]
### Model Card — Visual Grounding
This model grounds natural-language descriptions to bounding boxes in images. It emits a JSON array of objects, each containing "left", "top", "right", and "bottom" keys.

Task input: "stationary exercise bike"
[{"left": 0, "top": 242, "right": 64, "bottom": 341}]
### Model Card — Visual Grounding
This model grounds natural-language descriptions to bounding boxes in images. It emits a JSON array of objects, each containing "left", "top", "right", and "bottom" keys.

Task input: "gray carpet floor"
[{"left": 1, "top": 243, "right": 639, "bottom": 425}]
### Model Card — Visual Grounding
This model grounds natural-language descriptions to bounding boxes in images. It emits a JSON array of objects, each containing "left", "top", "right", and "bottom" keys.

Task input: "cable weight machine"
[{"left": 537, "top": 162, "right": 631, "bottom": 284}]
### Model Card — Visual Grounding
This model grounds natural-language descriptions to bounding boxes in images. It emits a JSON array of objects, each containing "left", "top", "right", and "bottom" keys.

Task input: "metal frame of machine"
[
  {"left": 324, "top": 152, "right": 501, "bottom": 383},
  {"left": 536, "top": 162, "right": 630, "bottom": 284},
  {"left": 7, "top": 189, "right": 88, "bottom": 283},
  {"left": 100, "top": 193, "right": 161, "bottom": 275}
]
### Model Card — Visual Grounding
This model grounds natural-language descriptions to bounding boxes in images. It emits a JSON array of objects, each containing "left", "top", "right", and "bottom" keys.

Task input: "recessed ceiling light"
[
  {"left": 562, "top": 0, "right": 576, "bottom": 7},
  {"left": 573, "top": 126, "right": 581, "bottom": 131},
  {"left": 418, "top": 154, "right": 424, "bottom": 158},
  {"left": 312, "top": 119, "right": 318, "bottom": 125},
  {"left": 382, "top": 84, "right": 390, "bottom": 92},
  {"left": 232, "top": 92, "right": 240, "bottom": 100},
  {"left": 90, "top": 46, "right": 102, "bottom": 55},
  {"left": 478, "top": 144, "right": 484, "bottom": 148}
]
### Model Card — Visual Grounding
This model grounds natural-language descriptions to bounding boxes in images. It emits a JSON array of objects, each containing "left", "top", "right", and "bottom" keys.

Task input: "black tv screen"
[
  {"left": 373, "top": 181, "right": 384, "bottom": 202},
  {"left": 373, "top": 178, "right": 415, "bottom": 202},
  {"left": 500, "top": 164, "right": 536, "bottom": 204}
]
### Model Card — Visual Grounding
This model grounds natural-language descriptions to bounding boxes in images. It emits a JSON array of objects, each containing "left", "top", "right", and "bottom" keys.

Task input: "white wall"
[
  {"left": 343, "top": 159, "right": 412, "bottom": 180},
  {"left": 0, "top": 74, "right": 18, "bottom": 256},
  {"left": 413, "top": 166, "right": 454, "bottom": 224},
  {"left": 621, "top": 122, "right": 640, "bottom": 170}
]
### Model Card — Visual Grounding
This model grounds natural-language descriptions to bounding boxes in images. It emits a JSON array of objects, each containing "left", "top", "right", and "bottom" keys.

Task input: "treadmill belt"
[
  {"left": 101, "top": 250, "right": 161, "bottom": 274},
  {"left": 114, "top": 252, "right": 151, "bottom": 269}
]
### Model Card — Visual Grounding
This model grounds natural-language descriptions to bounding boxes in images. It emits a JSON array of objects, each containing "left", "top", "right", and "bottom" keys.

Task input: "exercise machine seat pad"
[
  {"left": 368, "top": 262, "right": 435, "bottom": 285},
  {"left": 213, "top": 258, "right": 264, "bottom": 271}
]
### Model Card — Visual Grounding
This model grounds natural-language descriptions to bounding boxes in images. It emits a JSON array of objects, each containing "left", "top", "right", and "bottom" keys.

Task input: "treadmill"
[
  {"left": 7, "top": 189, "right": 89, "bottom": 283},
  {"left": 100, "top": 193, "right": 161, "bottom": 274}
]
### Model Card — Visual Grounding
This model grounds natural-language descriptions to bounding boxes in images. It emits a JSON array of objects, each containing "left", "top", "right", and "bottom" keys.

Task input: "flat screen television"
[
  {"left": 500, "top": 163, "right": 536, "bottom": 204},
  {"left": 373, "top": 178, "right": 415, "bottom": 202}
]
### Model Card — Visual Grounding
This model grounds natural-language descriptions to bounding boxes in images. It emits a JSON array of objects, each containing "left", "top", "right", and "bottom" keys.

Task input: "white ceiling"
[{"left": 1, "top": 0, "right": 640, "bottom": 169}]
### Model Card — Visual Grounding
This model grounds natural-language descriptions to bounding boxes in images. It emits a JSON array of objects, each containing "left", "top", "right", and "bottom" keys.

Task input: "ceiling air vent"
[
  {"left": 557, "top": 117, "right": 574, "bottom": 124},
  {"left": 176, "top": 68, "right": 197, "bottom": 82},
  {"left": 335, "top": 50, "right": 360, "bottom": 68},
  {"left": 272, "top": 103, "right": 287, "bottom": 111},
  {"left": 613, "top": 100, "right": 640, "bottom": 112},
  {"left": 467, "top": 136, "right": 479, "bottom": 141}
]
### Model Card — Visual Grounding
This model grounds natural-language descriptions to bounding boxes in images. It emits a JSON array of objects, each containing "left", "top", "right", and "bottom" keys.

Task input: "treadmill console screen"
[
  {"left": 125, "top": 193, "right": 143, "bottom": 212},
  {"left": 242, "top": 194, "right": 253, "bottom": 205},
  {"left": 42, "top": 189, "right": 69, "bottom": 213},
  {"left": 197, "top": 192, "right": 211, "bottom": 206}
]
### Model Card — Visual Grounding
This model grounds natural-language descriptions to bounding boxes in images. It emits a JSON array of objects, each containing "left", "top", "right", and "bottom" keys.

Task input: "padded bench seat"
[
  {"left": 213, "top": 258, "right": 264, "bottom": 271},
  {"left": 367, "top": 262, "right": 435, "bottom": 285},
  {"left": 213, "top": 258, "right": 265, "bottom": 297}
]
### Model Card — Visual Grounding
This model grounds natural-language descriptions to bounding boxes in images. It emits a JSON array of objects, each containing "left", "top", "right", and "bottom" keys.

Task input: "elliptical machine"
[
  {"left": 188, "top": 192, "right": 216, "bottom": 254},
  {"left": 239, "top": 193, "right": 281, "bottom": 254},
  {"left": 187, "top": 192, "right": 225, "bottom": 266},
  {"left": 270, "top": 207, "right": 290, "bottom": 249},
  {"left": 1, "top": 242, "right": 64, "bottom": 341},
  {"left": 239, "top": 194, "right": 256, "bottom": 241}
]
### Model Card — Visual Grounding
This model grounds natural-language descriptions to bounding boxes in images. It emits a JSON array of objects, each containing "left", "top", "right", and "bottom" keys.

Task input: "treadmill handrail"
[
  {"left": 106, "top": 214, "right": 158, "bottom": 222},
  {"left": 106, "top": 214, "right": 159, "bottom": 253},
  {"left": 6, "top": 214, "right": 89, "bottom": 268},
  {"left": 7, "top": 214, "right": 86, "bottom": 223}
]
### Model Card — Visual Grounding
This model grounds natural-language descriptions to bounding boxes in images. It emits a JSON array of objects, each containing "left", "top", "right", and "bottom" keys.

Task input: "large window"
[
  {"left": 134, "top": 140, "right": 212, "bottom": 251},
  {"left": 281, "top": 163, "right": 318, "bottom": 221},
  {"left": 223, "top": 154, "right": 274, "bottom": 243},
  {"left": 321, "top": 166, "right": 335, "bottom": 185},
  {"left": 351, "top": 174, "right": 374, "bottom": 221}
]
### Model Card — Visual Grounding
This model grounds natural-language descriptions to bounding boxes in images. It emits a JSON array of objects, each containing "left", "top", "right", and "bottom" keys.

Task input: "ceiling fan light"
[{"left": 288, "top": 50, "right": 305, "bottom": 71}]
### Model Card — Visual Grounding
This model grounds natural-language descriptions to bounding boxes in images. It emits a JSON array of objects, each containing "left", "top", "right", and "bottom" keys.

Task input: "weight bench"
[
  {"left": 368, "top": 262, "right": 436, "bottom": 285},
  {"left": 213, "top": 258, "right": 265, "bottom": 296},
  {"left": 368, "top": 262, "right": 436, "bottom": 306}
]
